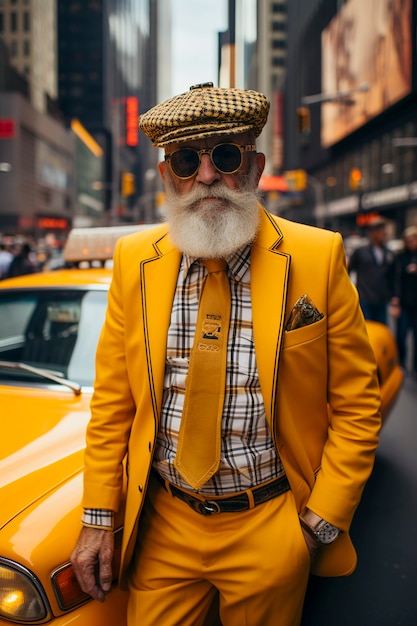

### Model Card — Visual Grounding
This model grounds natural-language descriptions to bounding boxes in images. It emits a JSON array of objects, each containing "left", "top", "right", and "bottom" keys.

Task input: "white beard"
[{"left": 162, "top": 173, "right": 261, "bottom": 258}]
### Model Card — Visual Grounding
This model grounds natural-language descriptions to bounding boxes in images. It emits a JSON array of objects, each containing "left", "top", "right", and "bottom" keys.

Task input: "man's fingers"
[
  {"left": 98, "top": 531, "right": 115, "bottom": 593},
  {"left": 70, "top": 527, "right": 114, "bottom": 602}
]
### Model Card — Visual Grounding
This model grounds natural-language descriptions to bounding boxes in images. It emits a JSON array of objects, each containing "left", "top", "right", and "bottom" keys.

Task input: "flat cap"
[{"left": 139, "top": 82, "right": 270, "bottom": 147}]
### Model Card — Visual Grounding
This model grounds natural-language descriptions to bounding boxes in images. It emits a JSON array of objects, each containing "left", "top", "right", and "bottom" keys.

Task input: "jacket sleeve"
[
  {"left": 307, "top": 233, "right": 382, "bottom": 531},
  {"left": 82, "top": 238, "right": 136, "bottom": 512}
]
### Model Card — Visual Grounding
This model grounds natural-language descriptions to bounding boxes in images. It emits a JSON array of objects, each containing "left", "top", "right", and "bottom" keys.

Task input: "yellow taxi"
[
  {"left": 364, "top": 320, "right": 403, "bottom": 422},
  {"left": 0, "top": 225, "right": 402, "bottom": 625},
  {"left": 0, "top": 226, "right": 147, "bottom": 625}
]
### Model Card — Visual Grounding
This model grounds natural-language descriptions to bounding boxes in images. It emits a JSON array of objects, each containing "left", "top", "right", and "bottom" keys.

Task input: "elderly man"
[{"left": 71, "top": 83, "right": 381, "bottom": 626}]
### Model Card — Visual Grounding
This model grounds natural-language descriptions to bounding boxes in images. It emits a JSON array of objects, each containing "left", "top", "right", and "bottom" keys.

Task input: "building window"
[
  {"left": 24, "top": 65, "right": 30, "bottom": 76},
  {"left": 272, "top": 3, "right": 286, "bottom": 11},
  {"left": 10, "top": 11, "right": 17, "bottom": 32},
  {"left": 10, "top": 40, "right": 18, "bottom": 56},
  {"left": 23, "top": 39, "right": 30, "bottom": 55},
  {"left": 272, "top": 57, "right": 286, "bottom": 67},
  {"left": 70, "top": 86, "right": 84, "bottom": 97},
  {"left": 272, "top": 21, "right": 286, "bottom": 32},
  {"left": 272, "top": 39, "right": 286, "bottom": 49},
  {"left": 23, "top": 11, "right": 30, "bottom": 31},
  {"left": 0, "top": 13, "right": 3, "bottom": 32}
]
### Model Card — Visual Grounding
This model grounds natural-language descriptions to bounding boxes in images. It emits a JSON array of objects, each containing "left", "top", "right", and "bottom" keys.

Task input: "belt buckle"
[{"left": 192, "top": 499, "right": 221, "bottom": 515}]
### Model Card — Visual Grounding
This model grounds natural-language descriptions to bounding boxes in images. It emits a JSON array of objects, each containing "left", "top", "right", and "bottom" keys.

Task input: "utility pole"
[{"left": 228, "top": 0, "right": 235, "bottom": 88}]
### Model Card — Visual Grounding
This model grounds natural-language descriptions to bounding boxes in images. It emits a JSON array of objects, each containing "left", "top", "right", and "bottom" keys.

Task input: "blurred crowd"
[
  {"left": 0, "top": 233, "right": 64, "bottom": 280},
  {"left": 347, "top": 218, "right": 417, "bottom": 380}
]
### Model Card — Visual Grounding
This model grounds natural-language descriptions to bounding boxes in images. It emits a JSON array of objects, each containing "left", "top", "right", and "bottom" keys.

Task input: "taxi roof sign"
[{"left": 63, "top": 224, "right": 157, "bottom": 263}]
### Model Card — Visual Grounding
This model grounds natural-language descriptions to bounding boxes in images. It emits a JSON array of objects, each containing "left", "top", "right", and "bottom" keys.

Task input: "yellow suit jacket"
[{"left": 83, "top": 208, "right": 381, "bottom": 586}]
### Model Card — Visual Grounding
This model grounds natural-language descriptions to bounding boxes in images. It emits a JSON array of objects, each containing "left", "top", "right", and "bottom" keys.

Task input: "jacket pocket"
[{"left": 283, "top": 315, "right": 327, "bottom": 350}]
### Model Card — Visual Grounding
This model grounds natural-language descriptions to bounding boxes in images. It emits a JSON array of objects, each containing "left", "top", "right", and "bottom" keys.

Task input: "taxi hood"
[{"left": 0, "top": 385, "right": 91, "bottom": 529}]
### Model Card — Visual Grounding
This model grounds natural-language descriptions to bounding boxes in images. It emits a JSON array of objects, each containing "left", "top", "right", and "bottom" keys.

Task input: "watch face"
[{"left": 316, "top": 521, "right": 340, "bottom": 544}]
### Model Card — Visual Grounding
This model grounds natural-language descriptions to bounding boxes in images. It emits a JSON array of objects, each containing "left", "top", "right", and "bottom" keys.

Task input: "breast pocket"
[
  {"left": 279, "top": 315, "right": 328, "bottom": 424},
  {"left": 282, "top": 315, "right": 327, "bottom": 350}
]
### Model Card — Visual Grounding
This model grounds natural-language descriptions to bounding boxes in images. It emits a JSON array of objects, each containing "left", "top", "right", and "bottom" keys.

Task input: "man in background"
[
  {"left": 0, "top": 240, "right": 13, "bottom": 279},
  {"left": 348, "top": 217, "right": 395, "bottom": 324},
  {"left": 391, "top": 225, "right": 417, "bottom": 377}
]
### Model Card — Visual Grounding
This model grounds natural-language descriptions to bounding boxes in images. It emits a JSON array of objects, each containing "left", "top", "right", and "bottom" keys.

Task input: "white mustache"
[{"left": 170, "top": 180, "right": 259, "bottom": 215}]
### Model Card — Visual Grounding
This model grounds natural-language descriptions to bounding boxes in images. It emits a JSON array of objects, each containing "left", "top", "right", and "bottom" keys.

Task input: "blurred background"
[{"left": 0, "top": 0, "right": 416, "bottom": 249}]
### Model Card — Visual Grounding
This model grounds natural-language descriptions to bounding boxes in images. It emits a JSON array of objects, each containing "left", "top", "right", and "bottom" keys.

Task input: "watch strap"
[{"left": 299, "top": 513, "right": 340, "bottom": 544}]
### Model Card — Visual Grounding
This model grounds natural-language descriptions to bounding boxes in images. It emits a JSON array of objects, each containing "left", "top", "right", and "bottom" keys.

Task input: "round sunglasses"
[{"left": 164, "top": 143, "right": 257, "bottom": 180}]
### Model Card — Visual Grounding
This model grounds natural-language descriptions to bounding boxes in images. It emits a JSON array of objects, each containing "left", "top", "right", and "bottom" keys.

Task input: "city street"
[{"left": 301, "top": 375, "right": 417, "bottom": 626}]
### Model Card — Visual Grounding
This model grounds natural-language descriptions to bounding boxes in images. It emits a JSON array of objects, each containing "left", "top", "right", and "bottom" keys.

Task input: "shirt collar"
[{"left": 182, "top": 243, "right": 251, "bottom": 283}]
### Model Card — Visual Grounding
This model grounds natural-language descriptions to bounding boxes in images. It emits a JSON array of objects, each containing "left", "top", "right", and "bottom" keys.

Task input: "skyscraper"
[{"left": 57, "top": 0, "right": 156, "bottom": 222}]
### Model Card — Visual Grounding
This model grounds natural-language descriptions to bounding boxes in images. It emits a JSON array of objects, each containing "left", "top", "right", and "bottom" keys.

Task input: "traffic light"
[
  {"left": 121, "top": 172, "right": 135, "bottom": 197},
  {"left": 284, "top": 169, "right": 307, "bottom": 191},
  {"left": 349, "top": 168, "right": 362, "bottom": 191},
  {"left": 296, "top": 107, "right": 311, "bottom": 136},
  {"left": 295, "top": 169, "right": 307, "bottom": 191}
]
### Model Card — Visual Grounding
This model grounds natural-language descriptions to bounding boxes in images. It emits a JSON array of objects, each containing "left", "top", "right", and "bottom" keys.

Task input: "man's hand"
[
  {"left": 300, "top": 525, "right": 319, "bottom": 560},
  {"left": 299, "top": 508, "right": 321, "bottom": 560},
  {"left": 70, "top": 526, "right": 114, "bottom": 602}
]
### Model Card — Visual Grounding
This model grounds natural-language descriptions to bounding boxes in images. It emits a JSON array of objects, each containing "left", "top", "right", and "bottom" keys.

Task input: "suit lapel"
[
  {"left": 140, "top": 232, "right": 181, "bottom": 419},
  {"left": 251, "top": 209, "right": 290, "bottom": 429},
  {"left": 138, "top": 210, "right": 290, "bottom": 430}
]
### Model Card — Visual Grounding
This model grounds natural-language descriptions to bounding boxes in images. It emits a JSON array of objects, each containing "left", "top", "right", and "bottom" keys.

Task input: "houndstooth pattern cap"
[{"left": 139, "top": 82, "right": 270, "bottom": 147}]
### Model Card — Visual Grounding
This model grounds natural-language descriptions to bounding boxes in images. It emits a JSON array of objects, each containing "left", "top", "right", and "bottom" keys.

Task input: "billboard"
[{"left": 321, "top": 0, "right": 412, "bottom": 147}]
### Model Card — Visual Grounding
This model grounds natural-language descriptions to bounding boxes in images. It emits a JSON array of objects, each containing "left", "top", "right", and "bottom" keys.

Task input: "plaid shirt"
[
  {"left": 154, "top": 244, "right": 284, "bottom": 495},
  {"left": 83, "top": 244, "right": 284, "bottom": 527}
]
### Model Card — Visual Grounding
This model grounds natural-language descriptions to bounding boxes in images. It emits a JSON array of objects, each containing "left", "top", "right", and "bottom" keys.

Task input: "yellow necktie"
[{"left": 174, "top": 259, "right": 231, "bottom": 490}]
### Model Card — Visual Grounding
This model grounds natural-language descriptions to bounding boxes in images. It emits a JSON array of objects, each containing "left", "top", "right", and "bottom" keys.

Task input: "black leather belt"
[{"left": 152, "top": 469, "right": 290, "bottom": 516}]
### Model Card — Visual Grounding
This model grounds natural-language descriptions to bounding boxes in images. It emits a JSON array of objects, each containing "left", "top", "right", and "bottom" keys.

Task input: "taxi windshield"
[{"left": 0, "top": 288, "right": 107, "bottom": 387}]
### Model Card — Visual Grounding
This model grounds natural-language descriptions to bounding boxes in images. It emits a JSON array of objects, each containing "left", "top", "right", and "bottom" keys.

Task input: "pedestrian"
[
  {"left": 7, "top": 241, "right": 38, "bottom": 277},
  {"left": 348, "top": 216, "right": 395, "bottom": 324},
  {"left": 0, "top": 241, "right": 13, "bottom": 279},
  {"left": 71, "top": 83, "right": 381, "bottom": 626},
  {"left": 390, "top": 225, "right": 417, "bottom": 377}
]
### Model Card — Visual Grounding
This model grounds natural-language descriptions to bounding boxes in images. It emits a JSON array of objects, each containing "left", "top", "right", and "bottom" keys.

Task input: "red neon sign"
[
  {"left": 126, "top": 97, "right": 138, "bottom": 146},
  {"left": 37, "top": 217, "right": 69, "bottom": 230},
  {"left": 0, "top": 119, "right": 15, "bottom": 139}
]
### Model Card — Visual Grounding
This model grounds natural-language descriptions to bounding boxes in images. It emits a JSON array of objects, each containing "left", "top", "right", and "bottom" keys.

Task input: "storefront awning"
[{"left": 258, "top": 174, "right": 288, "bottom": 192}]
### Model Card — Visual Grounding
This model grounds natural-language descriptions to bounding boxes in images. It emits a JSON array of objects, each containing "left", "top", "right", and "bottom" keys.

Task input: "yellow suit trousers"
[{"left": 127, "top": 474, "right": 311, "bottom": 626}]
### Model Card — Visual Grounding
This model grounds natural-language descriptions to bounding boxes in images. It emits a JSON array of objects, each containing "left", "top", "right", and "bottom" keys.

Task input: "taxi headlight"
[{"left": 0, "top": 562, "right": 48, "bottom": 621}]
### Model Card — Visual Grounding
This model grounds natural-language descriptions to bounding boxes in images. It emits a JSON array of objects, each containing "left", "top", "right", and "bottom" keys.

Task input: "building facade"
[
  {"left": 57, "top": 0, "right": 156, "bottom": 225},
  {"left": 1, "top": 0, "right": 159, "bottom": 236},
  {"left": 257, "top": 0, "right": 287, "bottom": 177},
  {"left": 0, "top": 0, "right": 57, "bottom": 113},
  {"left": 283, "top": 0, "right": 417, "bottom": 237},
  {"left": 0, "top": 91, "right": 74, "bottom": 237},
  {"left": 0, "top": 2, "right": 74, "bottom": 242}
]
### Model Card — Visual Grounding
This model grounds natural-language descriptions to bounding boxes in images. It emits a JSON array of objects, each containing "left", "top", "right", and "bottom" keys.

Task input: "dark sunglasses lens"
[
  {"left": 212, "top": 144, "right": 242, "bottom": 173},
  {"left": 170, "top": 149, "right": 200, "bottom": 178}
]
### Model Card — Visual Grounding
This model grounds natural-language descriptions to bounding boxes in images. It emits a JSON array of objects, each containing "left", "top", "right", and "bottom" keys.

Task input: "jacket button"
[
  {"left": 138, "top": 484, "right": 143, "bottom": 493},
  {"left": 148, "top": 441, "right": 152, "bottom": 452}
]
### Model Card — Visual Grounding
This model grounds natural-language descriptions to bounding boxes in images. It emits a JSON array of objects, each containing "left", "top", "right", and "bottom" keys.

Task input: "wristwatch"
[{"left": 299, "top": 511, "right": 340, "bottom": 545}]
